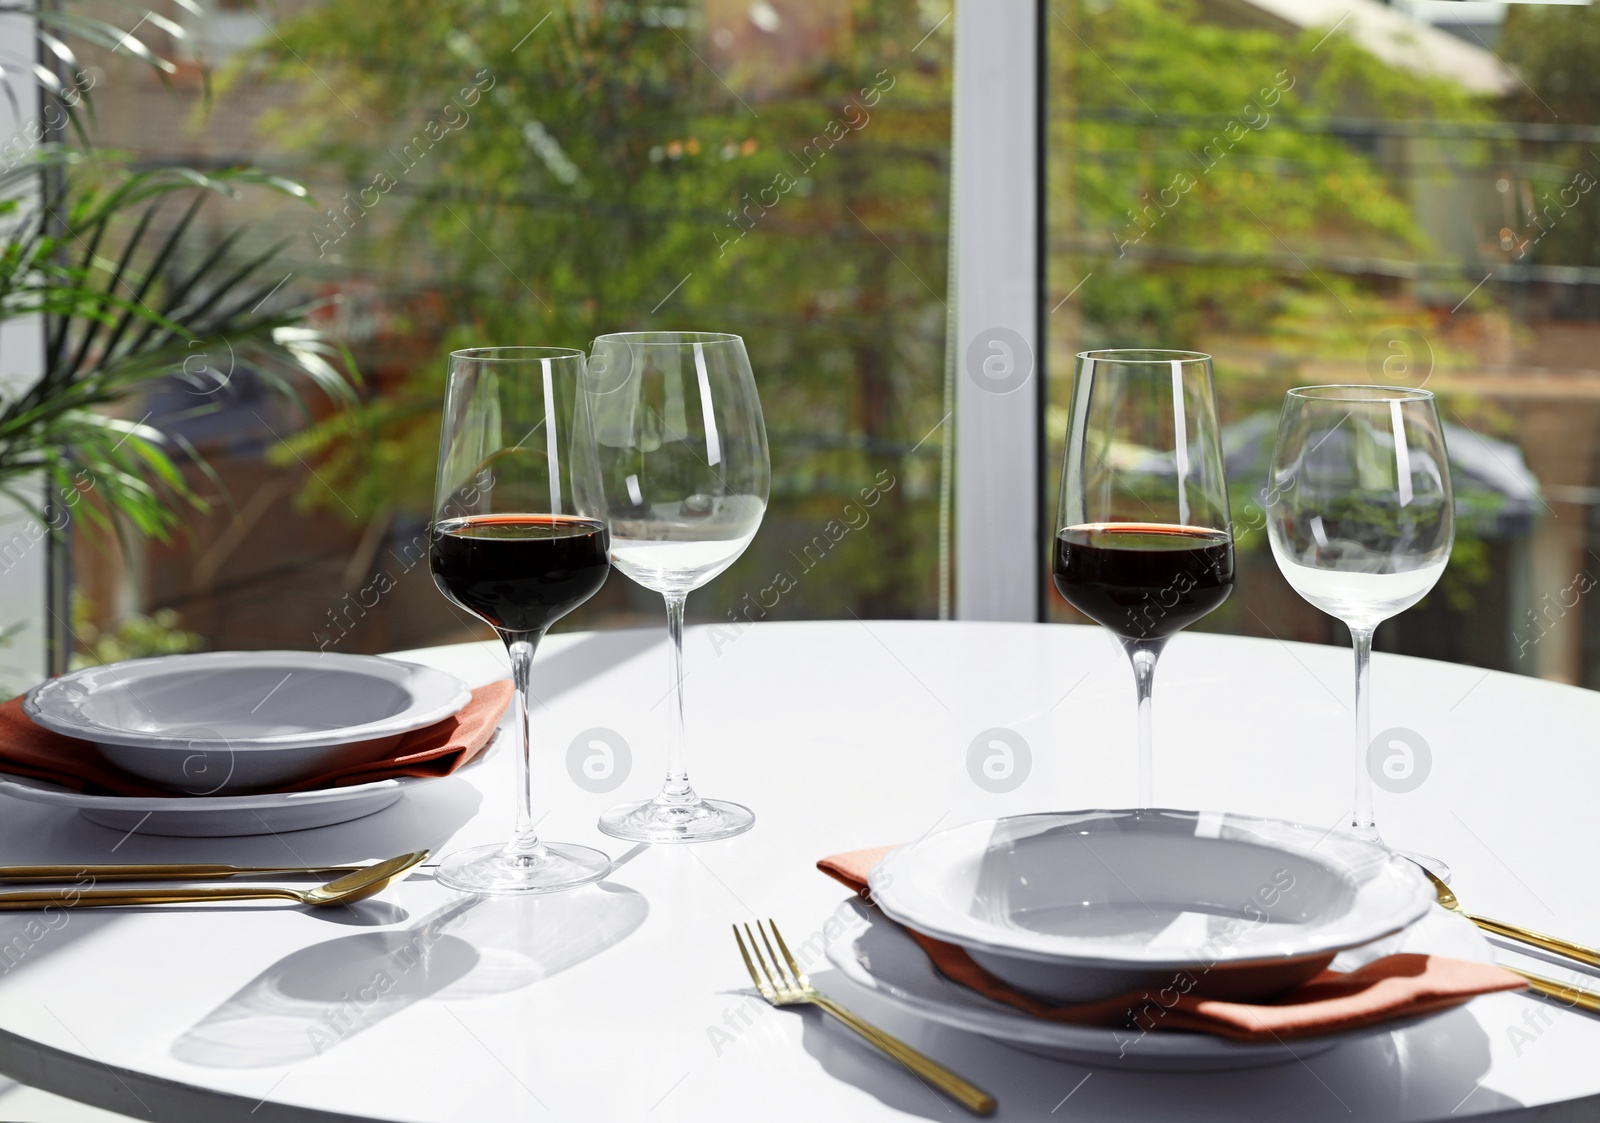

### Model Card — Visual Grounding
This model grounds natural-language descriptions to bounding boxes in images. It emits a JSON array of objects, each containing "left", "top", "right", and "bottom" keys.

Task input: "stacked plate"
[
  {"left": 6, "top": 651, "right": 475, "bottom": 836},
  {"left": 827, "top": 809, "right": 1455, "bottom": 1070}
]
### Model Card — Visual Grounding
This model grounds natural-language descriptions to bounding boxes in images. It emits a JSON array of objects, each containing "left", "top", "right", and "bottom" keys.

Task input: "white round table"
[{"left": 0, "top": 621, "right": 1595, "bottom": 1122}]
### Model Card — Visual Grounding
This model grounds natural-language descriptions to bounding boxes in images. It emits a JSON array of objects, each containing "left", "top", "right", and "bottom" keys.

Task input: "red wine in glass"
[
  {"left": 427, "top": 345, "right": 614, "bottom": 894},
  {"left": 1053, "top": 523, "right": 1233, "bottom": 641},
  {"left": 431, "top": 514, "right": 611, "bottom": 638},
  {"left": 1054, "top": 349, "right": 1234, "bottom": 807}
]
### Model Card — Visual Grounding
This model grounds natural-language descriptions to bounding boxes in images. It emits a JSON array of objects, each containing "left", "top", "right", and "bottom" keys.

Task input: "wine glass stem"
[
  {"left": 660, "top": 592, "right": 693, "bottom": 803},
  {"left": 1350, "top": 624, "right": 1378, "bottom": 842},
  {"left": 504, "top": 635, "right": 547, "bottom": 860},
  {"left": 1124, "top": 639, "right": 1162, "bottom": 808}
]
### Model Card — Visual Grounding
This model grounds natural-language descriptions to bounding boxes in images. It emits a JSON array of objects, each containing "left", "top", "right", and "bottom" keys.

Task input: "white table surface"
[{"left": 0, "top": 620, "right": 1596, "bottom": 1122}]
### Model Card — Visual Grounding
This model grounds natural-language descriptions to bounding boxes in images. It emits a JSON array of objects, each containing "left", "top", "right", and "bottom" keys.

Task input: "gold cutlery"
[
  {"left": 734, "top": 919, "right": 996, "bottom": 1116},
  {"left": 0, "top": 861, "right": 377, "bottom": 883},
  {"left": 1507, "top": 967, "right": 1600, "bottom": 1014},
  {"left": 0, "top": 850, "right": 428, "bottom": 909},
  {"left": 1422, "top": 867, "right": 1600, "bottom": 1012},
  {"left": 1423, "top": 867, "right": 1600, "bottom": 969}
]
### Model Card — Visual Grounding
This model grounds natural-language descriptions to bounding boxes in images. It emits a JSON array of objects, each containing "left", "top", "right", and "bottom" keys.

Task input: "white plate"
[
  {"left": 23, "top": 652, "right": 472, "bottom": 793},
  {"left": 823, "top": 896, "right": 1494, "bottom": 1071},
  {"left": 0, "top": 726, "right": 501, "bottom": 836},
  {"left": 868, "top": 810, "right": 1434, "bottom": 1002}
]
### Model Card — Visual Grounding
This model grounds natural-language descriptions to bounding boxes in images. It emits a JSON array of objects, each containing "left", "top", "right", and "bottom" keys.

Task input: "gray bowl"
[{"left": 24, "top": 651, "right": 472, "bottom": 793}]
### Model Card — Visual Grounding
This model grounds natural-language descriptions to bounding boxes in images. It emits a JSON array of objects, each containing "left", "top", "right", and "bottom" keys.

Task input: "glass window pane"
[
  {"left": 68, "top": 0, "right": 954, "bottom": 662},
  {"left": 1046, "top": 0, "right": 1600, "bottom": 686}
]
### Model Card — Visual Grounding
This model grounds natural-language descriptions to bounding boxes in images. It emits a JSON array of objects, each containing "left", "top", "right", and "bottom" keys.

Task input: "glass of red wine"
[
  {"left": 1053, "top": 349, "right": 1234, "bottom": 807},
  {"left": 428, "top": 346, "right": 613, "bottom": 894}
]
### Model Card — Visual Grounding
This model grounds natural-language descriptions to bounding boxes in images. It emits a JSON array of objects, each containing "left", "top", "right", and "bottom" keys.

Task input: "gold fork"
[{"left": 734, "top": 920, "right": 996, "bottom": 1116}]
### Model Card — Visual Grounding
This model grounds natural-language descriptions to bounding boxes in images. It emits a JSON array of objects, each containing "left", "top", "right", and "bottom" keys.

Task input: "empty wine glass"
[
  {"left": 1266, "top": 385, "right": 1453, "bottom": 875},
  {"left": 1054, "top": 350, "right": 1235, "bottom": 807},
  {"left": 585, "top": 331, "right": 769, "bottom": 843},
  {"left": 428, "top": 347, "right": 613, "bottom": 893}
]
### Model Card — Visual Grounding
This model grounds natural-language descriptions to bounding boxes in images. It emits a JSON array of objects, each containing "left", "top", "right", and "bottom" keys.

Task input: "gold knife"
[{"left": 0, "top": 861, "right": 377, "bottom": 882}]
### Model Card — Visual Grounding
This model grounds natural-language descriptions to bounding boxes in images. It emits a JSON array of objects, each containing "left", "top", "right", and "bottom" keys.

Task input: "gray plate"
[
  {"left": 23, "top": 651, "right": 473, "bottom": 793},
  {"left": 0, "top": 727, "right": 500, "bottom": 836},
  {"left": 823, "top": 895, "right": 1494, "bottom": 1071}
]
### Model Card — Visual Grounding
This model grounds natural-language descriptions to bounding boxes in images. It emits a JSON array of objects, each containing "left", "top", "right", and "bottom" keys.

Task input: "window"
[
  {"left": 60, "top": 0, "right": 957, "bottom": 665},
  {"left": 38, "top": 0, "right": 1583, "bottom": 683},
  {"left": 1045, "top": 0, "right": 1600, "bottom": 686}
]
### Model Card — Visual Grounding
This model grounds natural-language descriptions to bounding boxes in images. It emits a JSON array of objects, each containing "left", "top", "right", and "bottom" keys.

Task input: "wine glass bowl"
[
  {"left": 1265, "top": 384, "right": 1454, "bottom": 866},
  {"left": 1054, "top": 350, "right": 1234, "bottom": 806},
  {"left": 586, "top": 331, "right": 770, "bottom": 843},
  {"left": 1267, "top": 386, "right": 1452, "bottom": 629},
  {"left": 427, "top": 346, "right": 614, "bottom": 894}
]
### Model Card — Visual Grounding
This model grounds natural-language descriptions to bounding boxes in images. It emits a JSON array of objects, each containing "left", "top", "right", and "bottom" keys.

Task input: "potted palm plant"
[{"left": 0, "top": 3, "right": 359, "bottom": 672}]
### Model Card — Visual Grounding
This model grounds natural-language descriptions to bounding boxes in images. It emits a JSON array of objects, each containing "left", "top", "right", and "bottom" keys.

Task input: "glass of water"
[
  {"left": 1266, "top": 385, "right": 1453, "bottom": 874},
  {"left": 584, "top": 331, "right": 769, "bottom": 843}
]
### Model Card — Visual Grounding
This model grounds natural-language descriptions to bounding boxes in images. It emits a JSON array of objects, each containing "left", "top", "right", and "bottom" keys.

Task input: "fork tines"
[{"left": 733, "top": 918, "right": 806, "bottom": 1000}]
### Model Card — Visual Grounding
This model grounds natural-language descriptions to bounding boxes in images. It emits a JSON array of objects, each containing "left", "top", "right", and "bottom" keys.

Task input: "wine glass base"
[
  {"left": 435, "top": 841, "right": 611, "bottom": 895},
  {"left": 1398, "top": 849, "right": 1451, "bottom": 885},
  {"left": 597, "top": 797, "right": 754, "bottom": 844}
]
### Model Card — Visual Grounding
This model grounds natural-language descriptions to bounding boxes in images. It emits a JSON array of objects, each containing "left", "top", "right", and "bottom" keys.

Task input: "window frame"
[{"left": 952, "top": 0, "right": 1045, "bottom": 622}]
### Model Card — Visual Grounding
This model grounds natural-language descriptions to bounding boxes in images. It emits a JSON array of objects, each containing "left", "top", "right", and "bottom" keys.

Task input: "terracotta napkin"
[
  {"left": 820, "top": 845, "right": 1526, "bottom": 1043},
  {"left": 0, "top": 680, "right": 513, "bottom": 797}
]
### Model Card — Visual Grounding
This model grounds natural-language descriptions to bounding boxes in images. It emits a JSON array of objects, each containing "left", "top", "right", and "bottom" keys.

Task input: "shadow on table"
[
  {"left": 0, "top": 909, "right": 121, "bottom": 991},
  {"left": 172, "top": 880, "right": 646, "bottom": 1068},
  {"left": 529, "top": 627, "right": 663, "bottom": 700},
  {"left": 800, "top": 969, "right": 1522, "bottom": 1121}
]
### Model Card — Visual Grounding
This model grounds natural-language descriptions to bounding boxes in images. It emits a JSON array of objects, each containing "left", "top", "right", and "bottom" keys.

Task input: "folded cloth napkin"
[
  {"left": 820, "top": 845, "right": 1526, "bottom": 1043},
  {"left": 0, "top": 680, "right": 513, "bottom": 797}
]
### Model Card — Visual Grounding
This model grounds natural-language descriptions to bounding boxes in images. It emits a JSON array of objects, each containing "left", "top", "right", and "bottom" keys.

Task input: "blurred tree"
[
  {"left": 69, "top": 592, "right": 201, "bottom": 669},
  {"left": 239, "top": 0, "right": 1508, "bottom": 626},
  {"left": 1051, "top": 0, "right": 1489, "bottom": 351},
  {"left": 1500, "top": 5, "right": 1600, "bottom": 273},
  {"left": 236, "top": 0, "right": 953, "bottom": 619}
]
